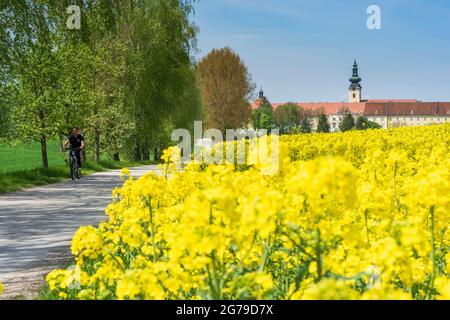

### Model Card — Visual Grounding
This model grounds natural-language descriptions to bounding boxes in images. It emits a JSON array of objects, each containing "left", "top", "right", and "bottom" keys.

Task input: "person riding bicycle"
[{"left": 64, "top": 128, "right": 85, "bottom": 168}]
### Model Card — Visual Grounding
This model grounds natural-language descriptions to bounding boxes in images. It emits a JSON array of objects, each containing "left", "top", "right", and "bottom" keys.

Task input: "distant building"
[
  {"left": 252, "top": 61, "right": 450, "bottom": 132},
  {"left": 365, "top": 101, "right": 450, "bottom": 128}
]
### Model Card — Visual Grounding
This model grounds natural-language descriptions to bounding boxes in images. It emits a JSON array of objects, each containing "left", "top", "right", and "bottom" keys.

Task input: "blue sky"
[{"left": 193, "top": 0, "right": 450, "bottom": 102}]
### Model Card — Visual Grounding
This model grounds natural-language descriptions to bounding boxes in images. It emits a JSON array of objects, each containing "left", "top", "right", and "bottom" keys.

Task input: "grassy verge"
[
  {"left": 36, "top": 259, "right": 76, "bottom": 300},
  {"left": 36, "top": 282, "right": 55, "bottom": 300},
  {"left": 0, "top": 159, "right": 157, "bottom": 194}
]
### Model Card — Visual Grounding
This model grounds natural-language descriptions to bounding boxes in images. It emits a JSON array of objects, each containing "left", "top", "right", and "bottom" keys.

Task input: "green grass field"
[
  {"left": 0, "top": 140, "right": 66, "bottom": 172},
  {"left": 0, "top": 141, "right": 156, "bottom": 194}
]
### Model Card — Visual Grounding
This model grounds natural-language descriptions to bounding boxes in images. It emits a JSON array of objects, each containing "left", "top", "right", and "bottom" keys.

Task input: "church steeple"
[
  {"left": 350, "top": 60, "right": 362, "bottom": 87},
  {"left": 348, "top": 59, "right": 362, "bottom": 103},
  {"left": 259, "top": 87, "right": 264, "bottom": 99}
]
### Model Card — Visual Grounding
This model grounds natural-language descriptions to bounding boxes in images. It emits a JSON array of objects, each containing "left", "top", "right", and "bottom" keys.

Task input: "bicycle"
[{"left": 68, "top": 147, "right": 82, "bottom": 180}]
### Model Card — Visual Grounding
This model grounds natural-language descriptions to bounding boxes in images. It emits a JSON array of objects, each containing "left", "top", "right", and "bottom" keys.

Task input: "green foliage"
[
  {"left": 339, "top": 112, "right": 356, "bottom": 132},
  {"left": 355, "top": 116, "right": 382, "bottom": 130},
  {"left": 299, "top": 118, "right": 312, "bottom": 134},
  {"left": 251, "top": 99, "right": 273, "bottom": 130},
  {"left": 317, "top": 113, "right": 330, "bottom": 133},
  {"left": 116, "top": 0, "right": 202, "bottom": 159},
  {"left": 0, "top": 94, "right": 13, "bottom": 140},
  {"left": 0, "top": 10, "right": 14, "bottom": 140},
  {"left": 273, "top": 103, "right": 302, "bottom": 134}
]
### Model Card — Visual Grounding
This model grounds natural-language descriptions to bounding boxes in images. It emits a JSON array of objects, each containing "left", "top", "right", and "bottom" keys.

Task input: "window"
[{"left": 353, "top": 94, "right": 356, "bottom": 99}]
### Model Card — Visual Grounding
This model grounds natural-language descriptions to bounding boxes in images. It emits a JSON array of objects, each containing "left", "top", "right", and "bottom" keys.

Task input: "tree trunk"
[
  {"left": 113, "top": 153, "right": 120, "bottom": 162},
  {"left": 142, "top": 141, "right": 150, "bottom": 161},
  {"left": 134, "top": 143, "right": 141, "bottom": 162},
  {"left": 40, "top": 135, "right": 49, "bottom": 169},
  {"left": 95, "top": 127, "right": 100, "bottom": 163}
]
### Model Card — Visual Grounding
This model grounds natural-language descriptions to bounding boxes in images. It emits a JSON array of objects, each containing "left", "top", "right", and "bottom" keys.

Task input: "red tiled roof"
[
  {"left": 366, "top": 99, "right": 418, "bottom": 103},
  {"left": 438, "top": 103, "right": 450, "bottom": 116},
  {"left": 365, "top": 102, "right": 450, "bottom": 116},
  {"left": 251, "top": 100, "right": 365, "bottom": 116},
  {"left": 251, "top": 99, "right": 450, "bottom": 117},
  {"left": 295, "top": 102, "right": 365, "bottom": 115}
]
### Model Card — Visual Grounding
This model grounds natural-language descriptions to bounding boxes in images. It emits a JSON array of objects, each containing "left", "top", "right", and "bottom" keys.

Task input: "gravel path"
[{"left": 0, "top": 165, "right": 159, "bottom": 299}]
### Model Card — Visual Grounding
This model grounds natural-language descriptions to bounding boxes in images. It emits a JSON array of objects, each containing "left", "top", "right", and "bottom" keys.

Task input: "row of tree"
[
  {"left": 339, "top": 112, "right": 382, "bottom": 132},
  {"left": 252, "top": 100, "right": 316, "bottom": 134},
  {"left": 251, "top": 99, "right": 381, "bottom": 134},
  {"left": 0, "top": 0, "right": 202, "bottom": 167}
]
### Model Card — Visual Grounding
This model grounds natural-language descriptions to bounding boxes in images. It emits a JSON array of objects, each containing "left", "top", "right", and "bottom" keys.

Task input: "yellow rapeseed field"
[{"left": 46, "top": 124, "right": 450, "bottom": 300}]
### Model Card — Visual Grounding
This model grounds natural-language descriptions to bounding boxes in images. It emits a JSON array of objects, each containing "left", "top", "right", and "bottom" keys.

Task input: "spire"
[
  {"left": 349, "top": 59, "right": 362, "bottom": 89},
  {"left": 352, "top": 59, "right": 358, "bottom": 76},
  {"left": 348, "top": 60, "right": 362, "bottom": 103},
  {"left": 259, "top": 87, "right": 264, "bottom": 99}
]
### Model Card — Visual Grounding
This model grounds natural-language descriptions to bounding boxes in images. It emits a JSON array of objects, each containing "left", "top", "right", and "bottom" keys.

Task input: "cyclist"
[{"left": 64, "top": 128, "right": 85, "bottom": 169}]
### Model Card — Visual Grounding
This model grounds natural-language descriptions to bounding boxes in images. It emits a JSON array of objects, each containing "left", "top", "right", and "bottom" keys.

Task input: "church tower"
[
  {"left": 348, "top": 60, "right": 362, "bottom": 103},
  {"left": 259, "top": 87, "right": 265, "bottom": 99}
]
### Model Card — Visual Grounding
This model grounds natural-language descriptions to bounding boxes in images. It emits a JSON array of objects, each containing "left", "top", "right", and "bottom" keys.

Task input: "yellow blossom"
[{"left": 44, "top": 124, "right": 450, "bottom": 300}]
